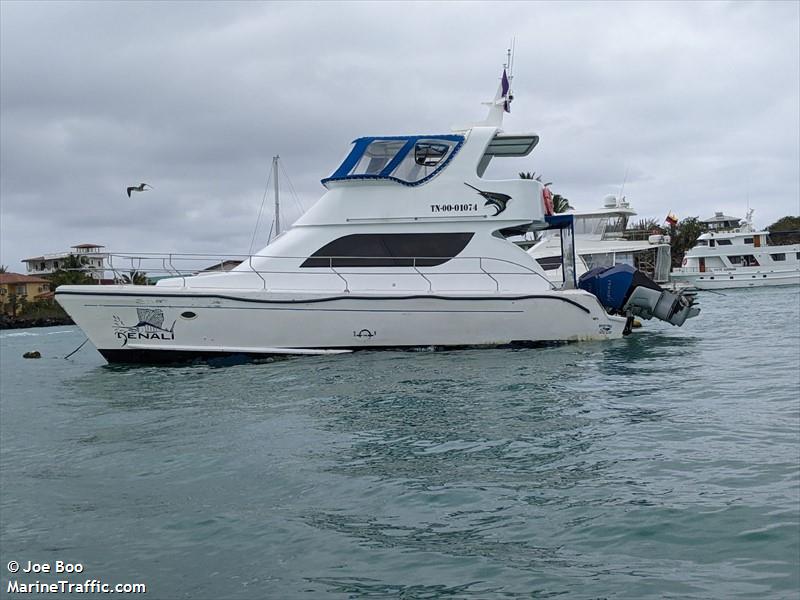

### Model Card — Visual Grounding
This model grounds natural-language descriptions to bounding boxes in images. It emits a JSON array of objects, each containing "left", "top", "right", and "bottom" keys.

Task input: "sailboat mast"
[{"left": 273, "top": 155, "right": 280, "bottom": 237}]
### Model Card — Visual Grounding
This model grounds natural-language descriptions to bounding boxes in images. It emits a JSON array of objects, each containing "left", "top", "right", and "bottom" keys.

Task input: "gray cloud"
[{"left": 1, "top": 1, "right": 798, "bottom": 270}]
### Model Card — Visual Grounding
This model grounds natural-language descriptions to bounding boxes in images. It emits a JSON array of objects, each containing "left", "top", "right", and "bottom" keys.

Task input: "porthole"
[{"left": 180, "top": 311, "right": 197, "bottom": 320}]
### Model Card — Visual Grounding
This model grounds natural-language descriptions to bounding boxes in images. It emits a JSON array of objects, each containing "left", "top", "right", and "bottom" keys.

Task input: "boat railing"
[{"left": 68, "top": 251, "right": 555, "bottom": 292}]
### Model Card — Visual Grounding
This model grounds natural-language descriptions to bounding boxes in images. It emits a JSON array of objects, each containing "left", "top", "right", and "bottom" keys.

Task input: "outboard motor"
[{"left": 579, "top": 264, "right": 700, "bottom": 331}]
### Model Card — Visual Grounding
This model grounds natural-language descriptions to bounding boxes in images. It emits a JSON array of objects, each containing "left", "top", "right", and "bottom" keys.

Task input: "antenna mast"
[
  {"left": 619, "top": 166, "right": 629, "bottom": 201},
  {"left": 272, "top": 155, "right": 280, "bottom": 237},
  {"left": 508, "top": 37, "right": 516, "bottom": 79}
]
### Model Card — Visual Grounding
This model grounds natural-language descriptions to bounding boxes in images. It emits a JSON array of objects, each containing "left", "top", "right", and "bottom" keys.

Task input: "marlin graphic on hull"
[
  {"left": 112, "top": 308, "right": 176, "bottom": 347},
  {"left": 464, "top": 183, "right": 512, "bottom": 216}
]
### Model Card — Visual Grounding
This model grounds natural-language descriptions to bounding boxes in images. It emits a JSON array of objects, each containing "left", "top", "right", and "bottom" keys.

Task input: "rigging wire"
[
  {"left": 278, "top": 159, "right": 306, "bottom": 219},
  {"left": 248, "top": 165, "right": 274, "bottom": 255},
  {"left": 249, "top": 157, "right": 306, "bottom": 252}
]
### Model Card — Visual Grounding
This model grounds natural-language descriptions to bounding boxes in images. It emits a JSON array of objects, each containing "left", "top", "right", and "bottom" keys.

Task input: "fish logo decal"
[
  {"left": 464, "top": 183, "right": 512, "bottom": 216},
  {"left": 113, "top": 308, "right": 176, "bottom": 346}
]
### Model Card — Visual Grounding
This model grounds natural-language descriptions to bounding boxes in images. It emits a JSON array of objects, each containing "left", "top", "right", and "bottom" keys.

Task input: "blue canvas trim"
[
  {"left": 321, "top": 134, "right": 465, "bottom": 187},
  {"left": 330, "top": 138, "right": 373, "bottom": 179},
  {"left": 379, "top": 138, "right": 417, "bottom": 177},
  {"left": 544, "top": 214, "right": 574, "bottom": 229}
]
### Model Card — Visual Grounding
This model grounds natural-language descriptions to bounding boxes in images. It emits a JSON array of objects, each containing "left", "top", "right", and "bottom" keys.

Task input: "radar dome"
[{"left": 603, "top": 195, "right": 617, "bottom": 208}]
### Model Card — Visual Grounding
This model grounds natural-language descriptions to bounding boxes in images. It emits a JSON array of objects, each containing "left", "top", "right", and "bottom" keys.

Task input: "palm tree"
[
  {"left": 117, "top": 270, "right": 149, "bottom": 285},
  {"left": 519, "top": 172, "right": 572, "bottom": 213},
  {"left": 551, "top": 194, "right": 572, "bottom": 214}
]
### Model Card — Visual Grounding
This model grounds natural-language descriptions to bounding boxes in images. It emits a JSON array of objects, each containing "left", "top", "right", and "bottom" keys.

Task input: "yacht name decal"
[
  {"left": 113, "top": 308, "right": 176, "bottom": 347},
  {"left": 464, "top": 183, "right": 512, "bottom": 216}
]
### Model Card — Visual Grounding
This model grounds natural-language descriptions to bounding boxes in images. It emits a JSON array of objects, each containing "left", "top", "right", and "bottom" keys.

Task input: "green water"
[{"left": 1, "top": 287, "right": 798, "bottom": 599}]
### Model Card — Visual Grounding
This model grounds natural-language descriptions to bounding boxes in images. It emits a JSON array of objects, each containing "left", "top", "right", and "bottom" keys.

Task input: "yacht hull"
[
  {"left": 670, "top": 269, "right": 800, "bottom": 290},
  {"left": 56, "top": 286, "right": 626, "bottom": 364}
]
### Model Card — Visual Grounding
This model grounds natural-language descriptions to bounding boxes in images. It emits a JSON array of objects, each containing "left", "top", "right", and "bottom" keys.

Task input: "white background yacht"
[
  {"left": 671, "top": 210, "right": 800, "bottom": 289},
  {"left": 527, "top": 194, "right": 671, "bottom": 284}
]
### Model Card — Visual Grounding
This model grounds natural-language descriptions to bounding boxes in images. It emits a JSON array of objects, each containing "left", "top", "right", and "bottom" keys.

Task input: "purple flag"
[{"left": 501, "top": 69, "right": 511, "bottom": 113}]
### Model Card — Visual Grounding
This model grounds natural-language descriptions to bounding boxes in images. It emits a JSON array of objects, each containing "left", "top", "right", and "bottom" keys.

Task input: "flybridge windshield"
[{"left": 322, "top": 135, "right": 464, "bottom": 187}]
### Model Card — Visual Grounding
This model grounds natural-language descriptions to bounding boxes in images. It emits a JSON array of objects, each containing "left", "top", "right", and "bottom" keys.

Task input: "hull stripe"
[{"left": 56, "top": 290, "right": 592, "bottom": 314}]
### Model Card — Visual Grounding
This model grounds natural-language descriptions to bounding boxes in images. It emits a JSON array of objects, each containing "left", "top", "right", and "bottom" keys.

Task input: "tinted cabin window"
[
  {"left": 717, "top": 239, "right": 732, "bottom": 245},
  {"left": 302, "top": 233, "right": 474, "bottom": 268},
  {"left": 728, "top": 255, "right": 742, "bottom": 265},
  {"left": 536, "top": 256, "right": 563, "bottom": 271},
  {"left": 743, "top": 255, "right": 759, "bottom": 266},
  {"left": 744, "top": 237, "right": 753, "bottom": 244},
  {"left": 771, "top": 253, "right": 786, "bottom": 261}
]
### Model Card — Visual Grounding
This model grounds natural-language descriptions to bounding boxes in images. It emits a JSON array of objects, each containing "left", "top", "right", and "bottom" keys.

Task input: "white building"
[{"left": 22, "top": 243, "right": 108, "bottom": 280}]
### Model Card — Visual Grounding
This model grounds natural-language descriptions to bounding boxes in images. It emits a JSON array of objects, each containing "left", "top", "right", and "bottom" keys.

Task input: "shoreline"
[{"left": 0, "top": 316, "right": 75, "bottom": 331}]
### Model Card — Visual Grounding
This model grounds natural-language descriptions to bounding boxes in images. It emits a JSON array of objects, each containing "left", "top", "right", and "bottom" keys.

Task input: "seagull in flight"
[{"left": 126, "top": 183, "right": 153, "bottom": 198}]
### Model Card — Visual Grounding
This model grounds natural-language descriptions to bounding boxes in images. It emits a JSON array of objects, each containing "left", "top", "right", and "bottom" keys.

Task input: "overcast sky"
[{"left": 1, "top": 1, "right": 798, "bottom": 270}]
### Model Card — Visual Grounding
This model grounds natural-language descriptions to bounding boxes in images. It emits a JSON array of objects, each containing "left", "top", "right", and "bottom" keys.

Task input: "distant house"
[
  {"left": 701, "top": 213, "right": 741, "bottom": 232},
  {"left": 22, "top": 243, "right": 108, "bottom": 280},
  {"left": 0, "top": 273, "right": 52, "bottom": 315}
]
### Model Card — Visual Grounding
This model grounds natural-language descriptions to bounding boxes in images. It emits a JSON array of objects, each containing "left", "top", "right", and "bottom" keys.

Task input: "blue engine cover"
[{"left": 578, "top": 264, "right": 636, "bottom": 310}]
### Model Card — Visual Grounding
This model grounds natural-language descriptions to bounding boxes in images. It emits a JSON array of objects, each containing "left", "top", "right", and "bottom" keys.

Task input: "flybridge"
[
  {"left": 322, "top": 135, "right": 465, "bottom": 187},
  {"left": 321, "top": 132, "right": 541, "bottom": 188}
]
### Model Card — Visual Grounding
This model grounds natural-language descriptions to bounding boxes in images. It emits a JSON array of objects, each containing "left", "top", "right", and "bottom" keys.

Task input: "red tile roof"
[{"left": 0, "top": 273, "right": 51, "bottom": 285}]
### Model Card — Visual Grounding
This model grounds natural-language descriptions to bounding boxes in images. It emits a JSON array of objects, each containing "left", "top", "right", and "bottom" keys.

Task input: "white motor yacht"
[
  {"left": 670, "top": 210, "right": 799, "bottom": 289},
  {"left": 56, "top": 69, "right": 699, "bottom": 363},
  {"left": 527, "top": 194, "right": 671, "bottom": 284}
]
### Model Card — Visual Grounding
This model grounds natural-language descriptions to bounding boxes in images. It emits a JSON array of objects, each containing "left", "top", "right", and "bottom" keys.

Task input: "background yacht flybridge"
[{"left": 56, "top": 60, "right": 699, "bottom": 363}]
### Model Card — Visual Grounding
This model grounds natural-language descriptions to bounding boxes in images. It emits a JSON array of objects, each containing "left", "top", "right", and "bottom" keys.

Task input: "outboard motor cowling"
[{"left": 579, "top": 264, "right": 699, "bottom": 328}]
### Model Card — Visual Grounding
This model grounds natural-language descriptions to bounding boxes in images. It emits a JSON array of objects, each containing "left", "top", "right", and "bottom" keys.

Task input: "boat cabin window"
[
  {"left": 574, "top": 216, "right": 606, "bottom": 236},
  {"left": 603, "top": 216, "right": 628, "bottom": 236},
  {"left": 415, "top": 143, "right": 450, "bottom": 167},
  {"left": 771, "top": 253, "right": 786, "bottom": 261},
  {"left": 322, "top": 135, "right": 464, "bottom": 187},
  {"left": 709, "top": 239, "right": 716, "bottom": 247},
  {"left": 728, "top": 255, "right": 759, "bottom": 266},
  {"left": 740, "top": 255, "right": 759, "bottom": 266},
  {"left": 744, "top": 237, "right": 753, "bottom": 244},
  {"left": 696, "top": 240, "right": 709, "bottom": 246},
  {"left": 301, "top": 233, "right": 474, "bottom": 268},
  {"left": 717, "top": 239, "right": 732, "bottom": 245},
  {"left": 535, "top": 256, "right": 563, "bottom": 271}
]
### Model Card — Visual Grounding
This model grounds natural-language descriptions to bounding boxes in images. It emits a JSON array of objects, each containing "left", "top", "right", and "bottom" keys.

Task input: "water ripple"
[{"left": 1, "top": 288, "right": 798, "bottom": 598}]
